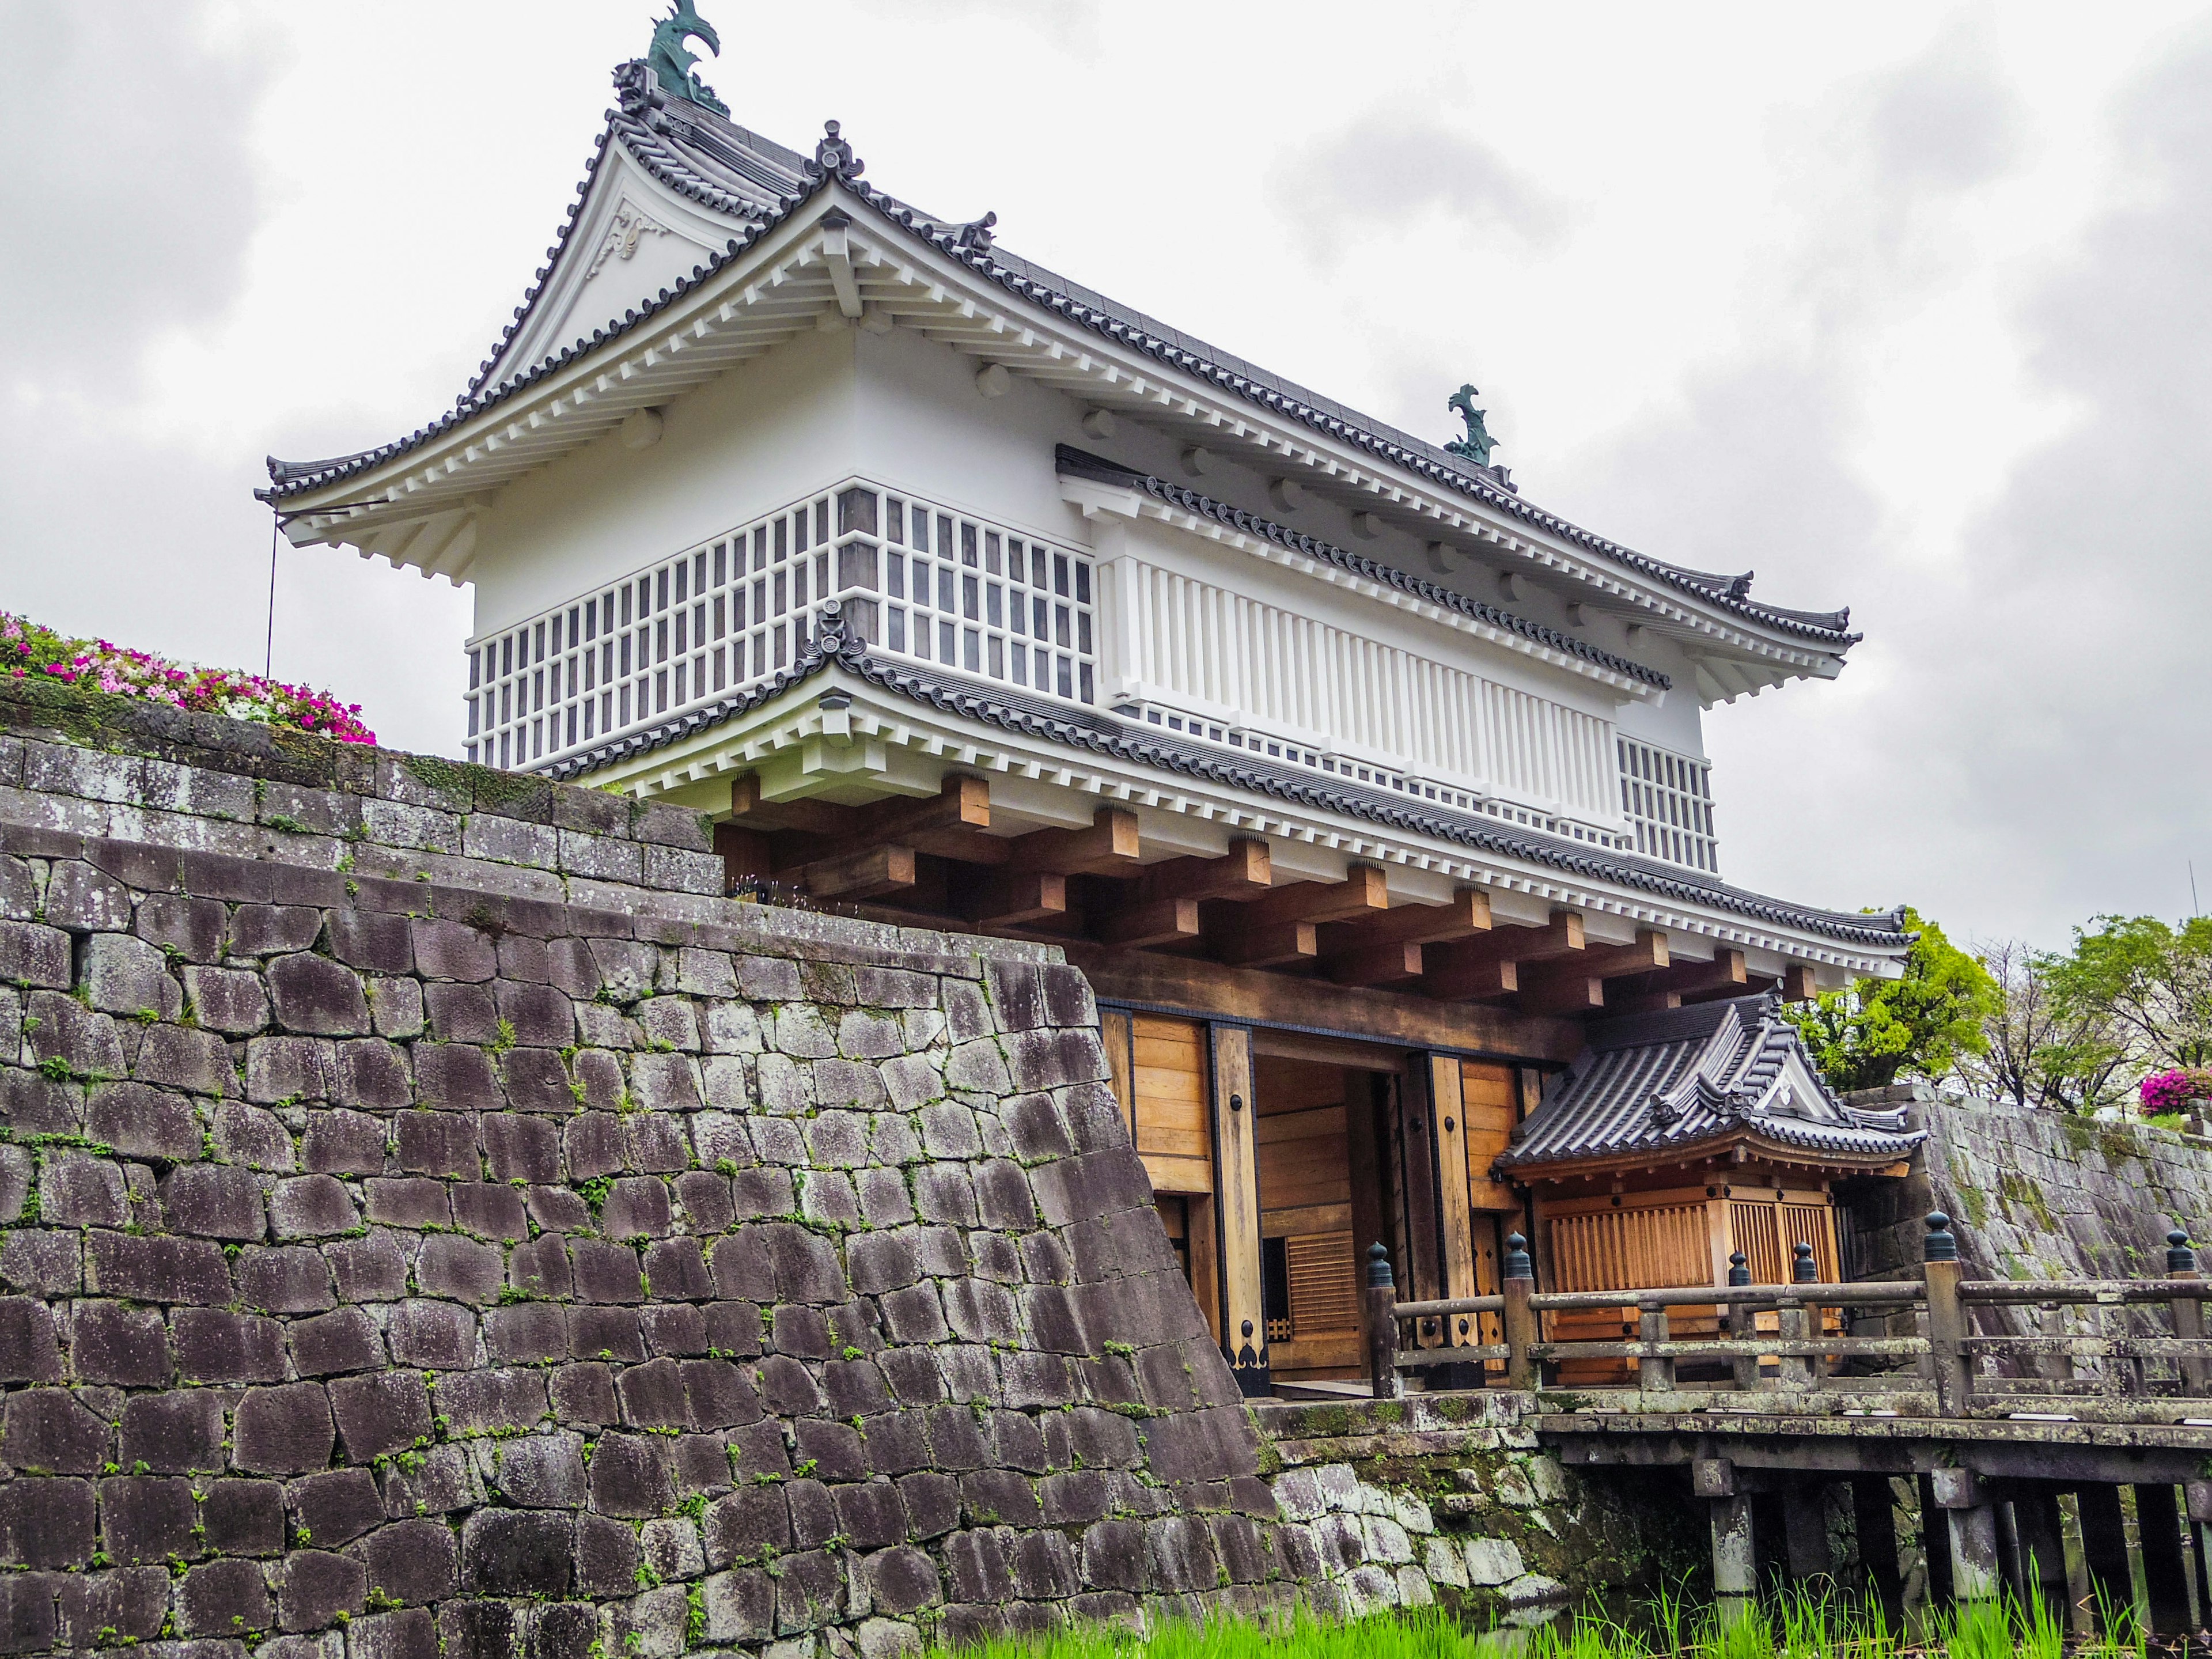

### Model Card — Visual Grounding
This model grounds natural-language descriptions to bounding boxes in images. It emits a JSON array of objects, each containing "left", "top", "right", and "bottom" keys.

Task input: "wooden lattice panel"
[
  {"left": 1285, "top": 1232, "right": 1361, "bottom": 1337},
  {"left": 1550, "top": 1202, "right": 1712, "bottom": 1293}
]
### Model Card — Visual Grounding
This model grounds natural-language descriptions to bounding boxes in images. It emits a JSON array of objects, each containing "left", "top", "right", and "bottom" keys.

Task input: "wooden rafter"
[
  {"left": 1607, "top": 947, "right": 1749, "bottom": 1014},
  {"left": 1321, "top": 888, "right": 1493, "bottom": 987},
  {"left": 1520, "top": 927, "right": 1669, "bottom": 1017}
]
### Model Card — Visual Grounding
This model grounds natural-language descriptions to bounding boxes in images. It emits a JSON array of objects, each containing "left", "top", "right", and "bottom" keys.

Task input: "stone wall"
[
  {"left": 1253, "top": 1397, "right": 1696, "bottom": 1623},
  {"left": 0, "top": 683, "right": 1694, "bottom": 1659},
  {"left": 0, "top": 684, "right": 1304, "bottom": 1659},
  {"left": 1843, "top": 1086, "right": 2212, "bottom": 1340}
]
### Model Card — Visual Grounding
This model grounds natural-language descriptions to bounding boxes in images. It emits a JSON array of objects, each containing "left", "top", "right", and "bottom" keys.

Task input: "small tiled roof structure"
[{"left": 1499, "top": 993, "right": 1925, "bottom": 1173}]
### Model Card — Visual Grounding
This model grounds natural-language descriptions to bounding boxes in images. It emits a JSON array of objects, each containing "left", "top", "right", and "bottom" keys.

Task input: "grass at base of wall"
[{"left": 942, "top": 1589, "right": 2125, "bottom": 1659}]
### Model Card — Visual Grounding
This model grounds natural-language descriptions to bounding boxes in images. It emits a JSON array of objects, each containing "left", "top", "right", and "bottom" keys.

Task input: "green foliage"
[
  {"left": 2050, "top": 914, "right": 2212, "bottom": 1072},
  {"left": 1786, "top": 910, "right": 1998, "bottom": 1092}
]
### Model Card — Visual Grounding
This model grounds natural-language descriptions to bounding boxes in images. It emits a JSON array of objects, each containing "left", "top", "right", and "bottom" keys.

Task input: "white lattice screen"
[
  {"left": 465, "top": 480, "right": 1096, "bottom": 771},
  {"left": 1617, "top": 737, "right": 1719, "bottom": 873}
]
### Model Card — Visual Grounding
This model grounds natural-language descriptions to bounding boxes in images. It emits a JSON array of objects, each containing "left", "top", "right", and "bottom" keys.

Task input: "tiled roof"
[
  {"left": 258, "top": 69, "right": 1861, "bottom": 652},
  {"left": 536, "top": 605, "right": 1909, "bottom": 953},
  {"left": 1499, "top": 993, "right": 1924, "bottom": 1171},
  {"left": 1055, "top": 447, "right": 1671, "bottom": 691}
]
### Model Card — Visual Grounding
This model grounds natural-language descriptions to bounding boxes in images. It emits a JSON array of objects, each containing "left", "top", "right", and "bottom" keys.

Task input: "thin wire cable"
[{"left": 264, "top": 511, "right": 279, "bottom": 679}]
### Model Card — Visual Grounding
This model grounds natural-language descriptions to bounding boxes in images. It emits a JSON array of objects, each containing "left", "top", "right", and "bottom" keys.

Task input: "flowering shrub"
[
  {"left": 1, "top": 612, "right": 374, "bottom": 744},
  {"left": 2139, "top": 1068, "right": 2212, "bottom": 1115}
]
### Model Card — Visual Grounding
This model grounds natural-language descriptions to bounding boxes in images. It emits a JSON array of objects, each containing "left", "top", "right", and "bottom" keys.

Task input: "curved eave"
[
  {"left": 529, "top": 616, "right": 1911, "bottom": 961},
  {"left": 1496, "top": 1124, "right": 1927, "bottom": 1180},
  {"left": 262, "top": 120, "right": 1861, "bottom": 664}
]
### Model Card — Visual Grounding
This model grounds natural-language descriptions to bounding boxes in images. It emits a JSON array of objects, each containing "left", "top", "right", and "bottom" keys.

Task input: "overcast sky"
[{"left": 3, "top": 2, "right": 2208, "bottom": 952}]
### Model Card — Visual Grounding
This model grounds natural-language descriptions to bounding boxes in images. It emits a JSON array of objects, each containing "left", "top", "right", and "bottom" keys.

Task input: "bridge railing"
[{"left": 1362, "top": 1216, "right": 2212, "bottom": 1421}]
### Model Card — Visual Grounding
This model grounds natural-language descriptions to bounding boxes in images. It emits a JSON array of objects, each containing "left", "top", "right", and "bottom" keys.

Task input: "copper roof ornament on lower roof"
[{"left": 646, "top": 0, "right": 728, "bottom": 116}]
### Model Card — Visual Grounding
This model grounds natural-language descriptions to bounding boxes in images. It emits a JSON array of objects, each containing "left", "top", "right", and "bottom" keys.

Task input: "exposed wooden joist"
[
  {"left": 1421, "top": 912, "right": 1586, "bottom": 1003},
  {"left": 736, "top": 772, "right": 997, "bottom": 863},
  {"left": 1006, "top": 806, "right": 1141, "bottom": 875},
  {"left": 1519, "top": 927, "right": 1668, "bottom": 1017},
  {"left": 1131, "top": 838, "right": 1271, "bottom": 904},
  {"left": 1097, "top": 896, "right": 1202, "bottom": 949},
  {"left": 785, "top": 844, "right": 916, "bottom": 902},
  {"left": 1608, "top": 947, "right": 1749, "bottom": 1014},
  {"left": 1319, "top": 888, "right": 1493, "bottom": 986},
  {"left": 957, "top": 869, "right": 1068, "bottom": 929}
]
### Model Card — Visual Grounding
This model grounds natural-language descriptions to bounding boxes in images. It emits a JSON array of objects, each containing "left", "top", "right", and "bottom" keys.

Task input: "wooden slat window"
[
  {"left": 1550, "top": 1203, "right": 1713, "bottom": 1293},
  {"left": 1285, "top": 1232, "right": 1360, "bottom": 1337}
]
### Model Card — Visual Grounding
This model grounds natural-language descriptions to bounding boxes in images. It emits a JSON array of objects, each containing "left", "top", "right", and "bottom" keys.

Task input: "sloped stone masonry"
[{"left": 0, "top": 683, "right": 1690, "bottom": 1659}]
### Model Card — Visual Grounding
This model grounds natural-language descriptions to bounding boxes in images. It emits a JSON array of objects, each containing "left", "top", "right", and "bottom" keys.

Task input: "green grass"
[{"left": 936, "top": 1589, "right": 2110, "bottom": 1659}]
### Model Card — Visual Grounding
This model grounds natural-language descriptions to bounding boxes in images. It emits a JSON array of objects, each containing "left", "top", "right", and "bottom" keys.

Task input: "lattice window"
[
  {"left": 1617, "top": 737, "right": 1719, "bottom": 874},
  {"left": 463, "top": 480, "right": 1096, "bottom": 770},
  {"left": 1283, "top": 1232, "right": 1360, "bottom": 1339}
]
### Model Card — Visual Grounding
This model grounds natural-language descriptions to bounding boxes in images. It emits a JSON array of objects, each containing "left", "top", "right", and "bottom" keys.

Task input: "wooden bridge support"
[
  {"left": 2010, "top": 1488, "right": 2071, "bottom": 1630},
  {"left": 1918, "top": 1476, "right": 1955, "bottom": 1608},
  {"left": 2134, "top": 1484, "right": 2194, "bottom": 1634},
  {"left": 1782, "top": 1486, "right": 1833, "bottom": 1584},
  {"left": 1852, "top": 1478, "right": 1905, "bottom": 1623},
  {"left": 2075, "top": 1484, "right": 2135, "bottom": 1632}
]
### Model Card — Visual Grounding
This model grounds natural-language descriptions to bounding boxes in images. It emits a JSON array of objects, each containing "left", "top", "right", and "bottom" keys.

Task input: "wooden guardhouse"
[
  {"left": 1496, "top": 994, "right": 1924, "bottom": 1382},
  {"left": 259, "top": 6, "right": 1917, "bottom": 1396}
]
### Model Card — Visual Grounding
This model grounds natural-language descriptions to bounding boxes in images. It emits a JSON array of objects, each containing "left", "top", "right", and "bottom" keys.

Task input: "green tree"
[
  {"left": 1785, "top": 909, "right": 1999, "bottom": 1093},
  {"left": 2044, "top": 914, "right": 2212, "bottom": 1073},
  {"left": 1952, "top": 937, "right": 2130, "bottom": 1111}
]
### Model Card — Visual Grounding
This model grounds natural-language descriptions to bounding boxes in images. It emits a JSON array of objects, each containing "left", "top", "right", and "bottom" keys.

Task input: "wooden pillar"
[
  {"left": 2135, "top": 1484, "right": 2193, "bottom": 1635},
  {"left": 1209, "top": 1024, "right": 1268, "bottom": 1397},
  {"left": 1347, "top": 1075, "right": 1389, "bottom": 1369},
  {"left": 1782, "top": 1484, "right": 1832, "bottom": 1584},
  {"left": 2013, "top": 1487, "right": 2071, "bottom": 1630},
  {"left": 1851, "top": 1477, "right": 1904, "bottom": 1624},
  {"left": 1099, "top": 1010, "right": 1134, "bottom": 1141},
  {"left": 1917, "top": 1476, "right": 1955, "bottom": 1608},
  {"left": 2075, "top": 1484, "right": 2134, "bottom": 1631},
  {"left": 1364, "top": 1244, "right": 1402, "bottom": 1402}
]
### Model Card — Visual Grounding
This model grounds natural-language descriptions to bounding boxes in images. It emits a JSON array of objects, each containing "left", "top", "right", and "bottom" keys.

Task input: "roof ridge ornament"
[
  {"left": 644, "top": 0, "right": 728, "bottom": 116},
  {"left": 956, "top": 211, "right": 998, "bottom": 253},
  {"left": 1446, "top": 382, "right": 1500, "bottom": 468},
  {"left": 809, "top": 120, "right": 864, "bottom": 184}
]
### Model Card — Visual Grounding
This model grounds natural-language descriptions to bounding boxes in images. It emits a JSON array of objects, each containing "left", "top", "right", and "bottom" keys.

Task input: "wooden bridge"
[{"left": 1365, "top": 1213, "right": 2212, "bottom": 1632}]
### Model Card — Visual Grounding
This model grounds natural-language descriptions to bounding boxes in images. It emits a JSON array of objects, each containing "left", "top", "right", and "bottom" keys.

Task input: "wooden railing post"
[
  {"left": 1724, "top": 1250, "right": 1760, "bottom": 1391},
  {"left": 1365, "top": 1243, "right": 1404, "bottom": 1401},
  {"left": 1503, "top": 1230, "right": 1537, "bottom": 1390},
  {"left": 1923, "top": 1211, "right": 1970, "bottom": 1416},
  {"left": 2168, "top": 1231, "right": 2207, "bottom": 1396}
]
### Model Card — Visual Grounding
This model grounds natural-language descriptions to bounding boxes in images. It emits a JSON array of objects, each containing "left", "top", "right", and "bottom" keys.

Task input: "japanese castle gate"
[{"left": 262, "top": 9, "right": 1918, "bottom": 1403}]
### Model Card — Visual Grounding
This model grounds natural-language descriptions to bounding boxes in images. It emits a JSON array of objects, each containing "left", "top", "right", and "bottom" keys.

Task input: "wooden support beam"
[
  {"left": 1419, "top": 912, "right": 1584, "bottom": 1003},
  {"left": 1323, "top": 887, "right": 1493, "bottom": 953},
  {"left": 714, "top": 823, "right": 770, "bottom": 889},
  {"left": 1238, "top": 865, "right": 1387, "bottom": 929},
  {"left": 1422, "top": 951, "right": 1518, "bottom": 1003},
  {"left": 1320, "top": 888, "right": 1494, "bottom": 987},
  {"left": 1134, "top": 838, "right": 1272, "bottom": 904},
  {"left": 1007, "top": 806, "right": 1141, "bottom": 876},
  {"left": 957, "top": 869, "right": 1067, "bottom": 929},
  {"left": 1521, "top": 928, "right": 1666, "bottom": 1016},
  {"left": 1211, "top": 919, "right": 1317, "bottom": 969},
  {"left": 1783, "top": 964, "right": 1819, "bottom": 1002},
  {"left": 1327, "top": 940, "right": 1426, "bottom": 988},
  {"left": 784, "top": 843, "right": 916, "bottom": 901},
  {"left": 735, "top": 772, "right": 994, "bottom": 861},
  {"left": 1608, "top": 948, "right": 1748, "bottom": 1013},
  {"left": 1097, "top": 896, "right": 1201, "bottom": 949}
]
